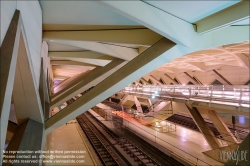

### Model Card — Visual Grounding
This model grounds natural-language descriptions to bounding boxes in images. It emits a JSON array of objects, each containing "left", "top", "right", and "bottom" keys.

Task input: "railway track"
[
  {"left": 77, "top": 112, "right": 168, "bottom": 166},
  {"left": 77, "top": 113, "right": 123, "bottom": 166}
]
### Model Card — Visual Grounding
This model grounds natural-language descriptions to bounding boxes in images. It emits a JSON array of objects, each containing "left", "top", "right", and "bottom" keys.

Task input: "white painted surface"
[
  {"left": 17, "top": 1, "right": 42, "bottom": 87},
  {"left": 121, "top": 116, "right": 222, "bottom": 165},
  {"left": 0, "top": 0, "right": 44, "bottom": 88},
  {"left": 51, "top": 40, "right": 138, "bottom": 61},
  {"left": 99, "top": 1, "right": 199, "bottom": 47},
  {"left": 0, "top": 1, "right": 16, "bottom": 46},
  {"left": 45, "top": 122, "right": 98, "bottom": 166},
  {"left": 40, "top": 1, "right": 139, "bottom": 25},
  {"left": 144, "top": 1, "right": 240, "bottom": 22}
]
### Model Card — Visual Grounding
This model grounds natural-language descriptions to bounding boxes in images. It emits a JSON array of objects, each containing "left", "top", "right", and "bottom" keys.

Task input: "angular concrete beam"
[
  {"left": 1, "top": 10, "right": 45, "bottom": 162},
  {"left": 139, "top": 77, "right": 149, "bottom": 85},
  {"left": 50, "top": 59, "right": 126, "bottom": 109},
  {"left": 0, "top": 10, "right": 21, "bottom": 162},
  {"left": 98, "top": 1, "right": 199, "bottom": 47},
  {"left": 53, "top": 70, "right": 92, "bottom": 95},
  {"left": 43, "top": 29, "right": 162, "bottom": 46},
  {"left": 134, "top": 96, "right": 143, "bottom": 115},
  {"left": 141, "top": 77, "right": 150, "bottom": 85},
  {"left": 53, "top": 74, "right": 79, "bottom": 93},
  {"left": 188, "top": 62, "right": 222, "bottom": 72},
  {"left": 207, "top": 110, "right": 238, "bottom": 145},
  {"left": 182, "top": 72, "right": 200, "bottom": 85},
  {"left": 138, "top": 46, "right": 149, "bottom": 54},
  {"left": 133, "top": 81, "right": 143, "bottom": 86},
  {"left": 51, "top": 40, "right": 138, "bottom": 61},
  {"left": 183, "top": 72, "right": 198, "bottom": 85},
  {"left": 202, "top": 25, "right": 250, "bottom": 49},
  {"left": 49, "top": 51, "right": 114, "bottom": 60},
  {"left": 51, "top": 60, "right": 98, "bottom": 67},
  {"left": 153, "top": 101, "right": 170, "bottom": 113},
  {"left": 186, "top": 105, "right": 221, "bottom": 150},
  {"left": 144, "top": 101, "right": 172, "bottom": 122},
  {"left": 195, "top": 1, "right": 250, "bottom": 34},
  {"left": 208, "top": 70, "right": 232, "bottom": 85},
  {"left": 164, "top": 73, "right": 179, "bottom": 85},
  {"left": 244, "top": 79, "right": 250, "bottom": 85},
  {"left": 120, "top": 95, "right": 135, "bottom": 108},
  {"left": 52, "top": 58, "right": 111, "bottom": 67},
  {"left": 43, "top": 24, "right": 146, "bottom": 31},
  {"left": 39, "top": 59, "right": 45, "bottom": 116},
  {"left": 12, "top": 34, "right": 44, "bottom": 124},
  {"left": 7, "top": 121, "right": 17, "bottom": 133},
  {"left": 45, "top": 38, "right": 182, "bottom": 134},
  {"left": 149, "top": 75, "right": 163, "bottom": 85},
  {"left": 233, "top": 53, "right": 249, "bottom": 69}
]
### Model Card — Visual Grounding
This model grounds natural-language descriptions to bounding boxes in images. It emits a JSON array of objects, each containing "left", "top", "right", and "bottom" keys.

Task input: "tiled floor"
[{"left": 44, "top": 119, "right": 100, "bottom": 166}]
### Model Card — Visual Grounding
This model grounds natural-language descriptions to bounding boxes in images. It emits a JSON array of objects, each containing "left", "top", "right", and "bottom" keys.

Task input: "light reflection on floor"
[
  {"left": 108, "top": 110, "right": 222, "bottom": 165},
  {"left": 217, "top": 112, "right": 250, "bottom": 128}
]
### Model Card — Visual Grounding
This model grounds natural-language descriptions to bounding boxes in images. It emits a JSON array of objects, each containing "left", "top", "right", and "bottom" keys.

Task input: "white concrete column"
[{"left": 0, "top": 10, "right": 21, "bottom": 162}]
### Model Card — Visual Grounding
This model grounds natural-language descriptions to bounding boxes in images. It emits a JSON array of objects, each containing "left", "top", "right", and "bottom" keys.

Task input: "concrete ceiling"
[
  {"left": 41, "top": 1, "right": 249, "bottom": 135},
  {"left": 40, "top": 1, "right": 249, "bottom": 86},
  {"left": 145, "top": 41, "right": 249, "bottom": 86},
  {"left": 143, "top": 0, "right": 240, "bottom": 23},
  {"left": 39, "top": 1, "right": 140, "bottom": 25}
]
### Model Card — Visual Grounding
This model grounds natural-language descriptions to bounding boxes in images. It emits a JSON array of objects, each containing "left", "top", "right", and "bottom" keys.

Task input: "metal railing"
[
  {"left": 121, "top": 85, "right": 250, "bottom": 108},
  {"left": 110, "top": 111, "right": 212, "bottom": 166}
]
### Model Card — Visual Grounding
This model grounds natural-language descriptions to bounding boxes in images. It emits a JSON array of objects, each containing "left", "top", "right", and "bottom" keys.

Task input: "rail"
[
  {"left": 121, "top": 85, "right": 250, "bottom": 108},
  {"left": 88, "top": 111, "right": 162, "bottom": 166},
  {"left": 111, "top": 111, "right": 212, "bottom": 166},
  {"left": 77, "top": 114, "right": 122, "bottom": 166}
]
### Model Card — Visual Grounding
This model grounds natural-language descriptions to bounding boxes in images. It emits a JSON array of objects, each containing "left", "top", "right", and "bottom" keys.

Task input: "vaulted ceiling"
[
  {"left": 39, "top": 0, "right": 249, "bottom": 88},
  {"left": 145, "top": 41, "right": 249, "bottom": 86}
]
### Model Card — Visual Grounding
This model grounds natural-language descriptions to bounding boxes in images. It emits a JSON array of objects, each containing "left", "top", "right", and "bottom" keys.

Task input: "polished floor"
[
  {"left": 88, "top": 109, "right": 223, "bottom": 166},
  {"left": 46, "top": 108, "right": 246, "bottom": 166},
  {"left": 44, "top": 116, "right": 100, "bottom": 166}
]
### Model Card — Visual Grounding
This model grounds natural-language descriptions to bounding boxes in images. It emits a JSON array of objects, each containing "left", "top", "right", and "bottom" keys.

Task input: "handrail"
[
  {"left": 88, "top": 111, "right": 162, "bottom": 166},
  {"left": 109, "top": 111, "right": 212, "bottom": 166},
  {"left": 121, "top": 85, "right": 250, "bottom": 108}
]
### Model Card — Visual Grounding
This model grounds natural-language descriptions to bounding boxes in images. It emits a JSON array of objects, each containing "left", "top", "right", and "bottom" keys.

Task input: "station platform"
[
  {"left": 88, "top": 109, "right": 223, "bottom": 166},
  {"left": 44, "top": 109, "right": 100, "bottom": 165}
]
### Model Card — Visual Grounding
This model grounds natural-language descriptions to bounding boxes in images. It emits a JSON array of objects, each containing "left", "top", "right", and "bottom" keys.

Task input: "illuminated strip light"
[
  {"left": 124, "top": 87, "right": 249, "bottom": 106},
  {"left": 182, "top": 92, "right": 190, "bottom": 95},
  {"left": 241, "top": 97, "right": 250, "bottom": 101}
]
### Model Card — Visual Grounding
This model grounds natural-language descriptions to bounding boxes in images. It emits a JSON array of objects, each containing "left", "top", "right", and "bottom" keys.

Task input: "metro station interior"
[{"left": 1, "top": 1, "right": 249, "bottom": 166}]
